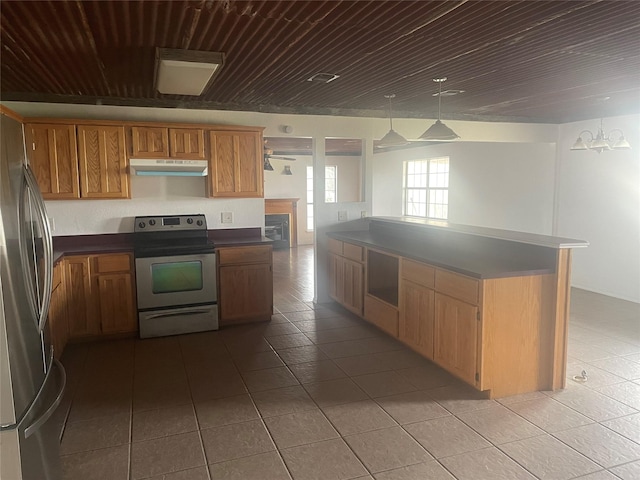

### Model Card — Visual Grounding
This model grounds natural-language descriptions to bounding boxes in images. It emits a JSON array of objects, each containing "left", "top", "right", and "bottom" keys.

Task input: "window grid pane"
[{"left": 403, "top": 157, "right": 449, "bottom": 220}]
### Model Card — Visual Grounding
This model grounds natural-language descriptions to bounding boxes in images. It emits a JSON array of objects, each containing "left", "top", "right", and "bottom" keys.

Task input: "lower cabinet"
[
  {"left": 48, "top": 261, "right": 69, "bottom": 359},
  {"left": 399, "top": 279, "right": 435, "bottom": 360},
  {"left": 65, "top": 253, "right": 137, "bottom": 341},
  {"left": 327, "top": 239, "right": 364, "bottom": 317},
  {"left": 433, "top": 293, "right": 479, "bottom": 385},
  {"left": 217, "top": 245, "right": 273, "bottom": 325}
]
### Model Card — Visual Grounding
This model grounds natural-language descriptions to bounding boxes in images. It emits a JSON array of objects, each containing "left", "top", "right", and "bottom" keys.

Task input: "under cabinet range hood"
[{"left": 129, "top": 159, "right": 208, "bottom": 176}]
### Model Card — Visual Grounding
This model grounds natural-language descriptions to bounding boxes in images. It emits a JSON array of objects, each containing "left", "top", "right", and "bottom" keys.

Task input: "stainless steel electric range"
[{"left": 133, "top": 214, "right": 218, "bottom": 338}]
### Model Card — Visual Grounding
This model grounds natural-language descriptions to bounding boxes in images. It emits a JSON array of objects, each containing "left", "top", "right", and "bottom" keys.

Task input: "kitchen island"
[{"left": 327, "top": 217, "right": 588, "bottom": 398}]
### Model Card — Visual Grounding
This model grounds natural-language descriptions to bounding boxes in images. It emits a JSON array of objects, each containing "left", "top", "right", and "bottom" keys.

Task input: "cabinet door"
[
  {"left": 434, "top": 293, "right": 478, "bottom": 385},
  {"left": 209, "top": 131, "right": 263, "bottom": 197},
  {"left": 169, "top": 128, "right": 205, "bottom": 159},
  {"left": 219, "top": 263, "right": 273, "bottom": 324},
  {"left": 77, "top": 125, "right": 129, "bottom": 198},
  {"left": 130, "top": 126, "right": 169, "bottom": 158},
  {"left": 48, "top": 281, "right": 68, "bottom": 360},
  {"left": 25, "top": 124, "right": 79, "bottom": 199},
  {"left": 342, "top": 258, "right": 364, "bottom": 316},
  {"left": 328, "top": 253, "right": 344, "bottom": 303},
  {"left": 65, "top": 256, "right": 100, "bottom": 338},
  {"left": 97, "top": 273, "right": 137, "bottom": 334},
  {"left": 399, "top": 279, "right": 435, "bottom": 359}
]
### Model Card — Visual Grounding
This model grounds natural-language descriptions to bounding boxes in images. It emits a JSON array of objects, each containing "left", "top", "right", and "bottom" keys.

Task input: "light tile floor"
[{"left": 57, "top": 245, "right": 640, "bottom": 480}]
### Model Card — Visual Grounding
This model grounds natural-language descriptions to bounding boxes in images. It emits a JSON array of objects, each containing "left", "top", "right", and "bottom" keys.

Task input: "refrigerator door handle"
[
  {"left": 19, "top": 164, "right": 54, "bottom": 333},
  {"left": 23, "top": 358, "right": 66, "bottom": 439}
]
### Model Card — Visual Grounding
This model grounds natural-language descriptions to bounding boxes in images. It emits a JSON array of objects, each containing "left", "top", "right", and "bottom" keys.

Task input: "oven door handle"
[{"left": 145, "top": 309, "right": 212, "bottom": 320}]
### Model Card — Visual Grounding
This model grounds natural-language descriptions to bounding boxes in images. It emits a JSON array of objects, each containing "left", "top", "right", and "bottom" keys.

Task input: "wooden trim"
[
  {"left": 550, "top": 249, "right": 572, "bottom": 390},
  {"left": 23, "top": 116, "right": 265, "bottom": 132},
  {"left": 0, "top": 105, "right": 24, "bottom": 122}
]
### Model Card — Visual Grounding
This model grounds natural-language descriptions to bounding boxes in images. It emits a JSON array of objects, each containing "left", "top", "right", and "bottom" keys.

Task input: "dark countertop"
[
  {"left": 53, "top": 228, "right": 272, "bottom": 264},
  {"left": 328, "top": 221, "right": 565, "bottom": 279}
]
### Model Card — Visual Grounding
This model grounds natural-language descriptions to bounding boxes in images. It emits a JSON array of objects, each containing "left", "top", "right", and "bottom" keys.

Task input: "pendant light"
[
  {"left": 419, "top": 77, "right": 460, "bottom": 141},
  {"left": 378, "top": 94, "right": 408, "bottom": 147}
]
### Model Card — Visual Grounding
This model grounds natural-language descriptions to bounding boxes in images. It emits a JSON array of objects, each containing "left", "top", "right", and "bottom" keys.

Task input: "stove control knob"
[
  {"left": 138, "top": 221, "right": 146, "bottom": 229},
  {"left": 196, "top": 220, "right": 203, "bottom": 226},
  {"left": 187, "top": 218, "right": 193, "bottom": 224},
  {"left": 149, "top": 219, "right": 156, "bottom": 226}
]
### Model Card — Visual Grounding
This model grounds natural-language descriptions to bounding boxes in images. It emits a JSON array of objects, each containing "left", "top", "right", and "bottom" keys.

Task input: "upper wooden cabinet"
[
  {"left": 130, "top": 126, "right": 169, "bottom": 158},
  {"left": 77, "top": 125, "right": 130, "bottom": 199},
  {"left": 209, "top": 130, "right": 263, "bottom": 198},
  {"left": 130, "top": 126, "right": 205, "bottom": 159},
  {"left": 170, "top": 128, "right": 205, "bottom": 159},
  {"left": 25, "top": 124, "right": 80, "bottom": 199}
]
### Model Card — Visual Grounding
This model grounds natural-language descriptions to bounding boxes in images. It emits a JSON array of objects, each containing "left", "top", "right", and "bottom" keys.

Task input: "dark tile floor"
[{"left": 57, "top": 245, "right": 640, "bottom": 479}]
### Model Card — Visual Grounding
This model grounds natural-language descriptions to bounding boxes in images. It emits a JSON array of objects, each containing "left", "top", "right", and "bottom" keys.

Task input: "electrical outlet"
[
  {"left": 338, "top": 211, "right": 348, "bottom": 221},
  {"left": 361, "top": 211, "right": 367, "bottom": 218},
  {"left": 221, "top": 212, "right": 233, "bottom": 224}
]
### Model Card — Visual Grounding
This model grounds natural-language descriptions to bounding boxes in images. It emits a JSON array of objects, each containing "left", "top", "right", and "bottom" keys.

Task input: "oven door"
[{"left": 135, "top": 253, "right": 217, "bottom": 310}]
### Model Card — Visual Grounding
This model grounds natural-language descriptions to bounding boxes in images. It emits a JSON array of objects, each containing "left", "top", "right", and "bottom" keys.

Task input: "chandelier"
[{"left": 570, "top": 119, "right": 631, "bottom": 153}]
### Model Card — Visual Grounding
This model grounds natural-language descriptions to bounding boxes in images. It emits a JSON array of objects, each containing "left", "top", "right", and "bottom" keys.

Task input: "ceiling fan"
[{"left": 264, "top": 140, "right": 296, "bottom": 171}]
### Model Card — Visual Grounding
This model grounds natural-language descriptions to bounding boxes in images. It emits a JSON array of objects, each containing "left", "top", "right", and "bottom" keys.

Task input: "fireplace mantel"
[{"left": 265, "top": 198, "right": 299, "bottom": 247}]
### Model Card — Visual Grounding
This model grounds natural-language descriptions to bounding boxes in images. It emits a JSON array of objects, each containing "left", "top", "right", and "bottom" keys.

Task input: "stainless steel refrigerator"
[{"left": 0, "top": 112, "right": 66, "bottom": 479}]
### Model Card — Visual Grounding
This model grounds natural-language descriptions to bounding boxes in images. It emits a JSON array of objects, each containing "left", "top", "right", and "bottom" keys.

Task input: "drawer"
[
  {"left": 435, "top": 269, "right": 479, "bottom": 305},
  {"left": 327, "top": 238, "right": 343, "bottom": 255},
  {"left": 343, "top": 242, "right": 363, "bottom": 262},
  {"left": 401, "top": 258, "right": 435, "bottom": 289},
  {"left": 95, "top": 254, "right": 131, "bottom": 274},
  {"left": 217, "top": 245, "right": 272, "bottom": 265},
  {"left": 364, "top": 294, "right": 399, "bottom": 337}
]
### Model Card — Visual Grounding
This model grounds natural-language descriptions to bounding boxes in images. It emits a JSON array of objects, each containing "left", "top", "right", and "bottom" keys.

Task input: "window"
[
  {"left": 403, "top": 157, "right": 449, "bottom": 219},
  {"left": 306, "top": 165, "right": 338, "bottom": 231}
]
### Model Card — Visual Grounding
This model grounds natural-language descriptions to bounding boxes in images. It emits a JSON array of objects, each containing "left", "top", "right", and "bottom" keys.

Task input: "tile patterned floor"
[{"left": 56, "top": 245, "right": 640, "bottom": 480}]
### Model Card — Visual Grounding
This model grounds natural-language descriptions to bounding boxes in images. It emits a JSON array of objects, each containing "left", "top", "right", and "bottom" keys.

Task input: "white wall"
[
  {"left": 555, "top": 114, "right": 640, "bottom": 303},
  {"left": 373, "top": 141, "right": 557, "bottom": 234}
]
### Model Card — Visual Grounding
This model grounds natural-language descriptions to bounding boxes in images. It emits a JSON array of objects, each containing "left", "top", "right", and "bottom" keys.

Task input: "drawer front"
[
  {"left": 342, "top": 242, "right": 364, "bottom": 263},
  {"left": 327, "top": 238, "right": 343, "bottom": 255},
  {"left": 435, "top": 269, "right": 479, "bottom": 305},
  {"left": 401, "top": 258, "right": 435, "bottom": 289},
  {"left": 95, "top": 254, "right": 131, "bottom": 274},
  {"left": 217, "top": 245, "right": 272, "bottom": 265},
  {"left": 364, "top": 294, "right": 399, "bottom": 337}
]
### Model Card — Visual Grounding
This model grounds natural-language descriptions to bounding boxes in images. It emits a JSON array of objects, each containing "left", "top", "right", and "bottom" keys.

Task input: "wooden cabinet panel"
[
  {"left": 77, "top": 125, "right": 129, "bottom": 198},
  {"left": 131, "top": 126, "right": 169, "bottom": 158},
  {"left": 327, "top": 238, "right": 343, "bottom": 255},
  {"left": 402, "top": 259, "right": 435, "bottom": 289},
  {"left": 434, "top": 293, "right": 478, "bottom": 385},
  {"left": 217, "top": 245, "right": 272, "bottom": 265},
  {"left": 25, "top": 124, "right": 79, "bottom": 199},
  {"left": 217, "top": 245, "right": 273, "bottom": 325},
  {"left": 435, "top": 269, "right": 479, "bottom": 305},
  {"left": 328, "top": 253, "right": 343, "bottom": 302},
  {"left": 219, "top": 263, "right": 273, "bottom": 324},
  {"left": 65, "top": 256, "right": 100, "bottom": 337},
  {"left": 95, "top": 253, "right": 131, "bottom": 273},
  {"left": 364, "top": 294, "right": 399, "bottom": 337},
  {"left": 169, "top": 128, "right": 205, "bottom": 159},
  {"left": 343, "top": 243, "right": 364, "bottom": 262},
  {"left": 98, "top": 273, "right": 137, "bottom": 334},
  {"left": 342, "top": 258, "right": 364, "bottom": 316},
  {"left": 209, "top": 131, "right": 263, "bottom": 198},
  {"left": 48, "top": 262, "right": 68, "bottom": 360},
  {"left": 399, "top": 279, "right": 435, "bottom": 359}
]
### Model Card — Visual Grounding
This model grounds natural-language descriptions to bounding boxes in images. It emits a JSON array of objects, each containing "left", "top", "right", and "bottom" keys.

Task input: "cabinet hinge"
[
  {"left": 476, "top": 311, "right": 481, "bottom": 321},
  {"left": 475, "top": 372, "right": 479, "bottom": 382}
]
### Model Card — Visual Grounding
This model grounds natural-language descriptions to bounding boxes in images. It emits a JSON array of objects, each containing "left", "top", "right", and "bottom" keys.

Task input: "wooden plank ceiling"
[{"left": 1, "top": 0, "right": 639, "bottom": 124}]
